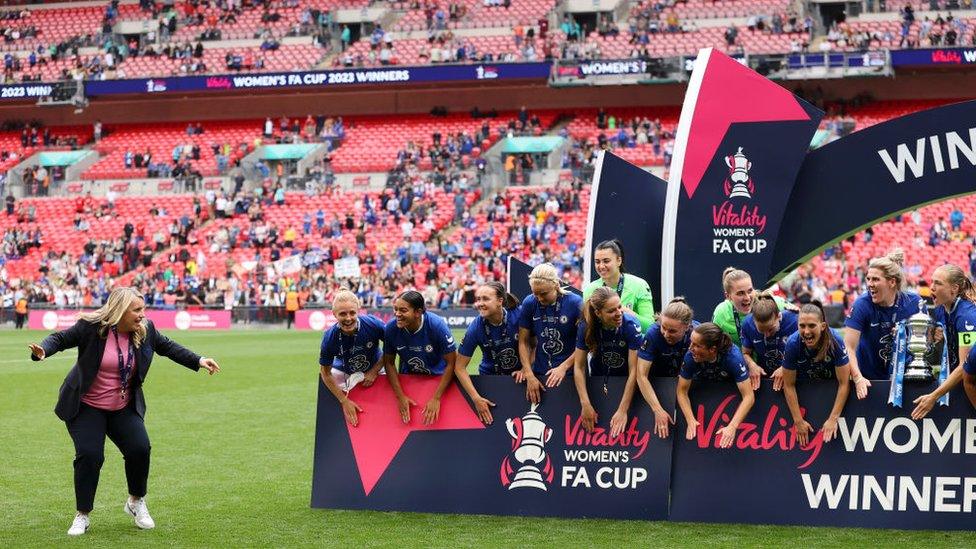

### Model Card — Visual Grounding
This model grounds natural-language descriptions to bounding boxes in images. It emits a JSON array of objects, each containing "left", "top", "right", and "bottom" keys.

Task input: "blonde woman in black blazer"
[{"left": 28, "top": 287, "right": 220, "bottom": 536}]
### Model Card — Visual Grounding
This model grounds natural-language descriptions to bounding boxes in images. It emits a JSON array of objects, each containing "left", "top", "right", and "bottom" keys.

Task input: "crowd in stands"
[
  {"left": 0, "top": 0, "right": 973, "bottom": 84},
  {"left": 1, "top": 157, "right": 589, "bottom": 312},
  {"left": 2, "top": 98, "right": 975, "bottom": 320},
  {"left": 827, "top": 7, "right": 976, "bottom": 51},
  {"left": 784, "top": 206, "right": 976, "bottom": 309}
]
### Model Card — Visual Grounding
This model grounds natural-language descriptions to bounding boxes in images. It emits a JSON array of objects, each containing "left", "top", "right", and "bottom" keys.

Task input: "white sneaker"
[
  {"left": 124, "top": 498, "right": 155, "bottom": 530},
  {"left": 67, "top": 513, "right": 89, "bottom": 536}
]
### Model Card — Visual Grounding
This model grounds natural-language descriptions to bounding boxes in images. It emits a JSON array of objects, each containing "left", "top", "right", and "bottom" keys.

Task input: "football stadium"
[{"left": 3, "top": 0, "right": 976, "bottom": 545}]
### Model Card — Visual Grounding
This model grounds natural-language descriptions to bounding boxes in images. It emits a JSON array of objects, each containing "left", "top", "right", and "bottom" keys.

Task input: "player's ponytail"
[
  {"left": 482, "top": 281, "right": 520, "bottom": 310},
  {"left": 752, "top": 290, "right": 779, "bottom": 323},
  {"left": 659, "top": 296, "right": 694, "bottom": 325}
]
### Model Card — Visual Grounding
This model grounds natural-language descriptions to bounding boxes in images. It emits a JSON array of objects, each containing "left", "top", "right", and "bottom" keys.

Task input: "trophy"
[
  {"left": 903, "top": 304, "right": 936, "bottom": 382},
  {"left": 890, "top": 301, "right": 949, "bottom": 407},
  {"left": 502, "top": 403, "right": 553, "bottom": 491},
  {"left": 724, "top": 147, "right": 753, "bottom": 199}
]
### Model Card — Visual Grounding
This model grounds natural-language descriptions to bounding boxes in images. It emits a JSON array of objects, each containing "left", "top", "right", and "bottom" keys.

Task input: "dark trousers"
[
  {"left": 66, "top": 402, "right": 151, "bottom": 513},
  {"left": 14, "top": 312, "right": 26, "bottom": 329}
]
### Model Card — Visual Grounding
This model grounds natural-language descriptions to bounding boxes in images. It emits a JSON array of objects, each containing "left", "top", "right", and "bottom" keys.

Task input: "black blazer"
[{"left": 31, "top": 319, "right": 202, "bottom": 422}]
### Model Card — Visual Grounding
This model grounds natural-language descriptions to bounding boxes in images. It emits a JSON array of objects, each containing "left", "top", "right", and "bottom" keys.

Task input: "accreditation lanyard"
[
  {"left": 482, "top": 310, "right": 509, "bottom": 374},
  {"left": 541, "top": 295, "right": 562, "bottom": 370},
  {"left": 612, "top": 273, "right": 625, "bottom": 298},
  {"left": 600, "top": 323, "right": 622, "bottom": 396},
  {"left": 111, "top": 326, "right": 135, "bottom": 400},
  {"left": 878, "top": 297, "right": 901, "bottom": 367},
  {"left": 761, "top": 324, "right": 783, "bottom": 369},
  {"left": 337, "top": 320, "right": 360, "bottom": 369}
]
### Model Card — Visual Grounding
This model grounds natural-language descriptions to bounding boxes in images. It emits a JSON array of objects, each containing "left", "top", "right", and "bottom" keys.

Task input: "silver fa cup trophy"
[
  {"left": 904, "top": 307, "right": 937, "bottom": 382},
  {"left": 505, "top": 403, "right": 553, "bottom": 490}
]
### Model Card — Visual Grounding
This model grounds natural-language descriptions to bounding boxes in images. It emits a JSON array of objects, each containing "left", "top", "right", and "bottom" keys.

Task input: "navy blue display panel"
[
  {"left": 670, "top": 379, "right": 976, "bottom": 530},
  {"left": 585, "top": 151, "right": 668, "bottom": 313},
  {"left": 507, "top": 257, "right": 582, "bottom": 301},
  {"left": 311, "top": 375, "right": 675, "bottom": 519},
  {"left": 770, "top": 99, "right": 976, "bottom": 280},
  {"left": 664, "top": 49, "right": 823, "bottom": 314}
]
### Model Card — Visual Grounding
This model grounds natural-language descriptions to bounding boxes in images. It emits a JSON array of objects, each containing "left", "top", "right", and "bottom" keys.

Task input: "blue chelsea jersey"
[
  {"left": 458, "top": 306, "right": 522, "bottom": 375},
  {"left": 679, "top": 346, "right": 749, "bottom": 383},
  {"left": 638, "top": 320, "right": 699, "bottom": 377},
  {"left": 740, "top": 310, "right": 799, "bottom": 374},
  {"left": 845, "top": 291, "right": 920, "bottom": 379},
  {"left": 783, "top": 329, "right": 849, "bottom": 380},
  {"left": 518, "top": 292, "right": 583, "bottom": 374},
  {"left": 575, "top": 313, "right": 642, "bottom": 377},
  {"left": 933, "top": 299, "right": 976, "bottom": 371},
  {"left": 319, "top": 314, "right": 385, "bottom": 374},
  {"left": 383, "top": 312, "right": 457, "bottom": 375}
]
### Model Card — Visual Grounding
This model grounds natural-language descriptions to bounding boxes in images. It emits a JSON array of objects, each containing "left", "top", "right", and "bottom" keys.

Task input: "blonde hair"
[
  {"left": 722, "top": 267, "right": 751, "bottom": 295},
  {"left": 867, "top": 248, "right": 905, "bottom": 290},
  {"left": 529, "top": 263, "right": 568, "bottom": 296},
  {"left": 935, "top": 264, "right": 976, "bottom": 304},
  {"left": 331, "top": 289, "right": 361, "bottom": 310},
  {"left": 660, "top": 296, "right": 693, "bottom": 325},
  {"left": 78, "top": 287, "right": 147, "bottom": 348}
]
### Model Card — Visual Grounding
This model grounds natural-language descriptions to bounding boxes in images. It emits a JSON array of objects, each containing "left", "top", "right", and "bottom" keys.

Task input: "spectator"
[{"left": 951, "top": 208, "right": 964, "bottom": 232}]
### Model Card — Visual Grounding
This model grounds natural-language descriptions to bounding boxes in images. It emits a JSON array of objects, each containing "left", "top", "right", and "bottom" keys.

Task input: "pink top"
[{"left": 81, "top": 330, "right": 134, "bottom": 411}]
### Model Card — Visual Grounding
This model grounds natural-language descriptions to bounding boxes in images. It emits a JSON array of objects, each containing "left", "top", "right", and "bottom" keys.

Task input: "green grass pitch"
[{"left": 2, "top": 328, "right": 974, "bottom": 547}]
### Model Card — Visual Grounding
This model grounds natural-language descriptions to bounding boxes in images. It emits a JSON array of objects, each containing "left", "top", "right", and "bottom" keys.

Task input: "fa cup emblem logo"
[
  {"left": 724, "top": 147, "right": 755, "bottom": 199},
  {"left": 501, "top": 403, "right": 554, "bottom": 490}
]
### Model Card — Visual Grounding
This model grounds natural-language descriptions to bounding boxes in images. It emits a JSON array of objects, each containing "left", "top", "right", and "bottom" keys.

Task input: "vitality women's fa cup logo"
[
  {"left": 500, "top": 403, "right": 554, "bottom": 491},
  {"left": 724, "top": 147, "right": 755, "bottom": 199}
]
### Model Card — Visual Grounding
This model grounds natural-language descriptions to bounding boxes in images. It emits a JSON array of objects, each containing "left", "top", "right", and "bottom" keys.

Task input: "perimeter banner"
[
  {"left": 311, "top": 375, "right": 675, "bottom": 520},
  {"left": 584, "top": 151, "right": 668, "bottom": 313},
  {"left": 27, "top": 309, "right": 230, "bottom": 330},
  {"left": 84, "top": 62, "right": 551, "bottom": 96},
  {"left": 662, "top": 48, "right": 823, "bottom": 313},
  {"left": 670, "top": 380, "right": 976, "bottom": 530}
]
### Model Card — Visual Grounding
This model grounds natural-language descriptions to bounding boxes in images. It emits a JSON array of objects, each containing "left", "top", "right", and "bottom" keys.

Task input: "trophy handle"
[{"left": 506, "top": 417, "right": 521, "bottom": 444}]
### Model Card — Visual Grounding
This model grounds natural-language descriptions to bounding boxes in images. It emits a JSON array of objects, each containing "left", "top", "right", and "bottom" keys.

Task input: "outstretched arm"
[
  {"left": 423, "top": 351, "right": 459, "bottom": 425},
  {"left": 320, "top": 365, "right": 362, "bottom": 426},
  {"left": 151, "top": 325, "right": 203, "bottom": 371},
  {"left": 29, "top": 320, "right": 89, "bottom": 361},
  {"left": 844, "top": 328, "right": 870, "bottom": 399},
  {"left": 636, "top": 358, "right": 673, "bottom": 438},
  {"left": 454, "top": 354, "right": 495, "bottom": 424},
  {"left": 610, "top": 349, "right": 639, "bottom": 437},
  {"left": 715, "top": 380, "right": 754, "bottom": 449},
  {"left": 573, "top": 348, "right": 596, "bottom": 431},
  {"left": 676, "top": 377, "right": 697, "bottom": 441}
]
